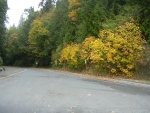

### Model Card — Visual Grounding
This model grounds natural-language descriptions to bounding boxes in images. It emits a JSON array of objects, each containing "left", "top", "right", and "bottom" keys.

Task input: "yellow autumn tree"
[
  {"left": 68, "top": 0, "right": 80, "bottom": 22},
  {"left": 60, "top": 43, "right": 83, "bottom": 70},
  {"left": 68, "top": 0, "right": 80, "bottom": 9},
  {"left": 68, "top": 8, "right": 80, "bottom": 22},
  {"left": 97, "top": 22, "right": 146, "bottom": 76},
  {"left": 90, "top": 39, "right": 106, "bottom": 72},
  {"left": 80, "top": 36, "right": 96, "bottom": 60},
  {"left": 28, "top": 18, "right": 50, "bottom": 57}
]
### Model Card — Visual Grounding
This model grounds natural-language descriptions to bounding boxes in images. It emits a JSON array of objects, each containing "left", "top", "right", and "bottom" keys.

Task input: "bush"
[
  {"left": 0, "top": 57, "right": 3, "bottom": 66},
  {"left": 59, "top": 21, "right": 146, "bottom": 76},
  {"left": 60, "top": 43, "right": 84, "bottom": 70}
]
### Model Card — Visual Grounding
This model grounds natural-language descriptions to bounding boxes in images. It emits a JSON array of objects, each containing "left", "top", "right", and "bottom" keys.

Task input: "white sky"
[{"left": 6, "top": 0, "right": 41, "bottom": 28}]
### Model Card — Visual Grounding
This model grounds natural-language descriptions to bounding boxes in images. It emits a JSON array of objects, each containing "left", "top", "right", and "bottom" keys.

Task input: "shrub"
[
  {"left": 60, "top": 43, "right": 84, "bottom": 70},
  {"left": 97, "top": 22, "right": 145, "bottom": 76},
  {"left": 0, "top": 57, "right": 3, "bottom": 66},
  {"left": 59, "top": 21, "right": 146, "bottom": 76}
]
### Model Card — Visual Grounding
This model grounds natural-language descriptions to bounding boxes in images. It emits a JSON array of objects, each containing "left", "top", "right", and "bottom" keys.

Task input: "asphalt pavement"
[{"left": 0, "top": 67, "right": 150, "bottom": 113}]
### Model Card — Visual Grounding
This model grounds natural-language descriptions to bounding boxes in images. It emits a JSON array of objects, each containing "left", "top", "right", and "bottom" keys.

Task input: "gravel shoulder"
[{"left": 46, "top": 68, "right": 150, "bottom": 88}]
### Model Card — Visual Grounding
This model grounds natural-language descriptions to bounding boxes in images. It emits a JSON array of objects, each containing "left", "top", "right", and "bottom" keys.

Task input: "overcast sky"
[{"left": 6, "top": 0, "right": 41, "bottom": 28}]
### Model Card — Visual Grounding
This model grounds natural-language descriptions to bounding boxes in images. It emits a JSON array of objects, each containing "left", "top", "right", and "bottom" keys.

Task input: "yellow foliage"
[
  {"left": 59, "top": 21, "right": 146, "bottom": 76},
  {"left": 80, "top": 36, "right": 96, "bottom": 60},
  {"left": 68, "top": 0, "right": 80, "bottom": 9},
  {"left": 126, "top": 64, "right": 134, "bottom": 70},
  {"left": 98, "top": 29, "right": 114, "bottom": 40},
  {"left": 60, "top": 43, "right": 82, "bottom": 69},
  {"left": 97, "top": 22, "right": 146, "bottom": 76},
  {"left": 68, "top": 0, "right": 80, "bottom": 22},
  {"left": 106, "top": 53, "right": 113, "bottom": 63},
  {"left": 28, "top": 18, "right": 50, "bottom": 54},
  {"left": 90, "top": 39, "right": 104, "bottom": 62},
  {"left": 69, "top": 8, "right": 80, "bottom": 22},
  {"left": 111, "top": 68, "right": 116, "bottom": 74}
]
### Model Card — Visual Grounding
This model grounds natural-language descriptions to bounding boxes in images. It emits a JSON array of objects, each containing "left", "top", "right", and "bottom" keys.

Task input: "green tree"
[
  {"left": 76, "top": 0, "right": 108, "bottom": 42},
  {"left": 39, "top": 0, "right": 55, "bottom": 12},
  {"left": 28, "top": 18, "right": 51, "bottom": 66},
  {"left": 5, "top": 25, "right": 20, "bottom": 65},
  {"left": 0, "top": 0, "right": 8, "bottom": 59},
  {"left": 49, "top": 0, "right": 76, "bottom": 45},
  {"left": 5, "top": 7, "right": 38, "bottom": 66},
  {"left": 16, "top": 7, "right": 38, "bottom": 66},
  {"left": 126, "top": 0, "right": 150, "bottom": 43}
]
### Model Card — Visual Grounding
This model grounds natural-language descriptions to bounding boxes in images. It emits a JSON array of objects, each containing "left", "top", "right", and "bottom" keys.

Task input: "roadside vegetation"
[
  {"left": 0, "top": 57, "right": 3, "bottom": 66},
  {"left": 0, "top": 0, "right": 150, "bottom": 79}
]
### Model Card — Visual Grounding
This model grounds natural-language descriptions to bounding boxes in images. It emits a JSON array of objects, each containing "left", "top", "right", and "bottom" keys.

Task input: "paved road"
[{"left": 0, "top": 67, "right": 150, "bottom": 113}]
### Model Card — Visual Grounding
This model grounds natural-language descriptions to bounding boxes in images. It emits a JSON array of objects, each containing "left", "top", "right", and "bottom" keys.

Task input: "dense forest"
[{"left": 0, "top": 0, "right": 150, "bottom": 77}]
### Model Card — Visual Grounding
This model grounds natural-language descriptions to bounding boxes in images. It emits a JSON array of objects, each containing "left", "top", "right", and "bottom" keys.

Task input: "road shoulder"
[{"left": 46, "top": 68, "right": 150, "bottom": 88}]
